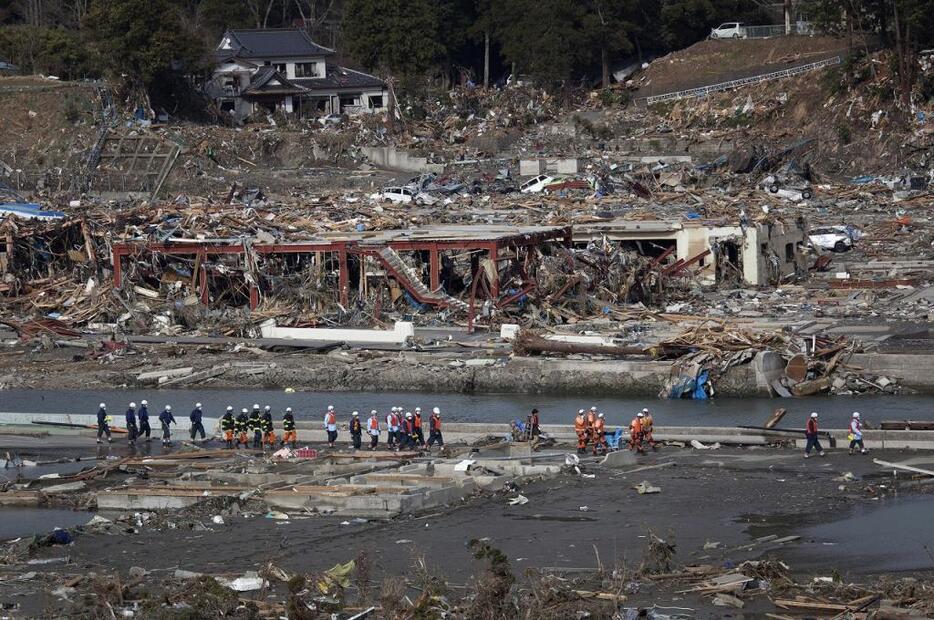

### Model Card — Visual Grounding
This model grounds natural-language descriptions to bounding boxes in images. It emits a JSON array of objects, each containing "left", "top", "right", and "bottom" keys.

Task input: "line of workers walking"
[{"left": 93, "top": 402, "right": 445, "bottom": 451}]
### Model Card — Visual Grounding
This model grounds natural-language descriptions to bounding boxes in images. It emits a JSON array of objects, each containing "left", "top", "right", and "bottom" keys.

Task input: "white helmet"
[
  {"left": 241, "top": 408, "right": 248, "bottom": 414},
  {"left": 590, "top": 406, "right": 597, "bottom": 411},
  {"left": 226, "top": 406, "right": 233, "bottom": 412},
  {"left": 406, "top": 412, "right": 413, "bottom": 419},
  {"left": 195, "top": 403, "right": 202, "bottom": 408},
  {"left": 432, "top": 407, "right": 440, "bottom": 414},
  {"left": 285, "top": 407, "right": 292, "bottom": 413},
  {"left": 598, "top": 412, "right": 605, "bottom": 418},
  {"left": 253, "top": 404, "right": 260, "bottom": 410},
  {"left": 165, "top": 405, "right": 171, "bottom": 411},
  {"left": 415, "top": 406, "right": 422, "bottom": 412},
  {"left": 129, "top": 402, "right": 136, "bottom": 408},
  {"left": 637, "top": 412, "right": 644, "bottom": 418},
  {"left": 327, "top": 405, "right": 334, "bottom": 411},
  {"left": 578, "top": 409, "right": 585, "bottom": 414},
  {"left": 641, "top": 408, "right": 649, "bottom": 414},
  {"left": 852, "top": 412, "right": 860, "bottom": 418},
  {"left": 370, "top": 410, "right": 377, "bottom": 415},
  {"left": 141, "top": 400, "right": 148, "bottom": 406},
  {"left": 810, "top": 412, "right": 818, "bottom": 418},
  {"left": 352, "top": 411, "right": 359, "bottom": 416},
  {"left": 264, "top": 405, "right": 271, "bottom": 412},
  {"left": 100, "top": 403, "right": 106, "bottom": 409}
]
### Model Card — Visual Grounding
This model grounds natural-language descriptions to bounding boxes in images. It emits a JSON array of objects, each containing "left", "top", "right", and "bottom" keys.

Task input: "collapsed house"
[{"left": 575, "top": 217, "right": 809, "bottom": 286}]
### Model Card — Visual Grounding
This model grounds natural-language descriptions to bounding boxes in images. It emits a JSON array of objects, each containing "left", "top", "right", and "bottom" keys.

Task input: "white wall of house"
[{"left": 247, "top": 57, "right": 326, "bottom": 79}]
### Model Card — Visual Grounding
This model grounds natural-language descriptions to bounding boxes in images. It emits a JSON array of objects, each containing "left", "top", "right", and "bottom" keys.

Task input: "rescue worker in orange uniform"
[
  {"left": 220, "top": 407, "right": 236, "bottom": 449},
  {"left": 592, "top": 412, "right": 608, "bottom": 455},
  {"left": 427, "top": 407, "right": 443, "bottom": 448},
  {"left": 413, "top": 407, "right": 426, "bottom": 447},
  {"left": 261, "top": 407, "right": 276, "bottom": 448},
  {"left": 281, "top": 407, "right": 297, "bottom": 448},
  {"left": 235, "top": 408, "right": 249, "bottom": 448},
  {"left": 574, "top": 409, "right": 588, "bottom": 454},
  {"left": 629, "top": 411, "right": 645, "bottom": 453},
  {"left": 641, "top": 408, "right": 656, "bottom": 450},
  {"left": 585, "top": 406, "right": 598, "bottom": 450}
]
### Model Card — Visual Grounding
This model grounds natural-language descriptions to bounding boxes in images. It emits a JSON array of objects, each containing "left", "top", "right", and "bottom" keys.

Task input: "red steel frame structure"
[{"left": 111, "top": 226, "right": 572, "bottom": 311}]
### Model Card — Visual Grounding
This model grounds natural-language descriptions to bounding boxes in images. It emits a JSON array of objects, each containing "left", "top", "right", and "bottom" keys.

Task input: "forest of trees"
[{"left": 0, "top": 0, "right": 931, "bottom": 102}]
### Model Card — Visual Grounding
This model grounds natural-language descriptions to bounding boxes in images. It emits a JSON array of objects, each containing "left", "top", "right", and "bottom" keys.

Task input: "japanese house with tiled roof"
[{"left": 208, "top": 28, "right": 388, "bottom": 120}]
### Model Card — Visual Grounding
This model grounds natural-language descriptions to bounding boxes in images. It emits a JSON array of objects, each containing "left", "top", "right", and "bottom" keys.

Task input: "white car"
[
  {"left": 808, "top": 226, "right": 854, "bottom": 252},
  {"left": 376, "top": 187, "right": 415, "bottom": 204},
  {"left": 710, "top": 22, "right": 746, "bottom": 39},
  {"left": 520, "top": 174, "right": 555, "bottom": 194}
]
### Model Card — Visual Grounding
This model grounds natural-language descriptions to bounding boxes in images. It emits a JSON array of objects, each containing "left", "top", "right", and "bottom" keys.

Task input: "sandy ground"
[{"left": 0, "top": 433, "right": 928, "bottom": 617}]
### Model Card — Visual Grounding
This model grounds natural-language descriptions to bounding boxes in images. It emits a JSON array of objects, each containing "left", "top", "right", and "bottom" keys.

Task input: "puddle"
[
  {"left": 0, "top": 507, "right": 93, "bottom": 540},
  {"left": 768, "top": 496, "right": 934, "bottom": 574}
]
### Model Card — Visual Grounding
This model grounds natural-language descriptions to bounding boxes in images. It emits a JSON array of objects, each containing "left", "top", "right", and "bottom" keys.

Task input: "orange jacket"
[
  {"left": 629, "top": 418, "right": 642, "bottom": 435},
  {"left": 574, "top": 415, "right": 586, "bottom": 432},
  {"left": 430, "top": 414, "right": 441, "bottom": 431},
  {"left": 642, "top": 414, "right": 654, "bottom": 432},
  {"left": 593, "top": 418, "right": 605, "bottom": 432},
  {"left": 585, "top": 411, "right": 596, "bottom": 428},
  {"left": 325, "top": 412, "right": 336, "bottom": 426},
  {"left": 414, "top": 414, "right": 422, "bottom": 429}
]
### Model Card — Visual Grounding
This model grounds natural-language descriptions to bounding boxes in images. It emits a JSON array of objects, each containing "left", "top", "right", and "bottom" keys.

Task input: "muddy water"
[
  {"left": 0, "top": 389, "right": 934, "bottom": 428},
  {"left": 0, "top": 507, "right": 93, "bottom": 540},
  {"left": 2, "top": 389, "right": 934, "bottom": 427},
  {"left": 777, "top": 496, "right": 934, "bottom": 574}
]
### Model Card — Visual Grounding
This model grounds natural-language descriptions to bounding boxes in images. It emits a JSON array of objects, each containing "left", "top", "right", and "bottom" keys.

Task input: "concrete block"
[
  {"left": 519, "top": 159, "right": 543, "bottom": 176},
  {"left": 600, "top": 450, "right": 638, "bottom": 467},
  {"left": 554, "top": 158, "right": 579, "bottom": 174},
  {"left": 260, "top": 320, "right": 413, "bottom": 344}
]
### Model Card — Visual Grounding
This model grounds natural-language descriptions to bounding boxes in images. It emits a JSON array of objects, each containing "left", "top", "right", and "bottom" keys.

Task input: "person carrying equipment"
[
  {"left": 96, "top": 403, "right": 112, "bottom": 444},
  {"left": 349, "top": 411, "right": 362, "bottom": 450},
  {"left": 220, "top": 406, "right": 236, "bottom": 448},
  {"left": 190, "top": 403, "right": 206, "bottom": 441},
  {"left": 400, "top": 412, "right": 416, "bottom": 450},
  {"left": 159, "top": 405, "right": 175, "bottom": 446},
  {"left": 367, "top": 410, "right": 380, "bottom": 450},
  {"left": 138, "top": 400, "right": 152, "bottom": 442},
  {"left": 235, "top": 408, "right": 250, "bottom": 448},
  {"left": 574, "top": 409, "right": 587, "bottom": 454},
  {"left": 849, "top": 412, "right": 868, "bottom": 454},
  {"left": 427, "top": 407, "right": 444, "bottom": 448},
  {"left": 281, "top": 408, "right": 297, "bottom": 448},
  {"left": 413, "top": 407, "right": 426, "bottom": 447}
]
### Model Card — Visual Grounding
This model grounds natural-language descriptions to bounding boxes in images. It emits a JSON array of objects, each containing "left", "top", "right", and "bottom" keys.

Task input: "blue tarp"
[{"left": 0, "top": 202, "right": 65, "bottom": 220}]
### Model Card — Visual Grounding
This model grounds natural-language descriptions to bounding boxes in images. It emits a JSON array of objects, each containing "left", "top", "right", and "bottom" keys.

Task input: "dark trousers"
[
  {"left": 387, "top": 430, "right": 397, "bottom": 446},
  {"left": 127, "top": 423, "right": 138, "bottom": 442},
  {"left": 252, "top": 430, "right": 261, "bottom": 447},
  {"left": 190, "top": 422, "right": 205, "bottom": 440},
  {"left": 415, "top": 428, "right": 425, "bottom": 446},
  {"left": 370, "top": 434, "right": 378, "bottom": 449},
  {"left": 427, "top": 430, "right": 443, "bottom": 447},
  {"left": 352, "top": 432, "right": 361, "bottom": 449},
  {"left": 161, "top": 422, "right": 171, "bottom": 441},
  {"left": 805, "top": 434, "right": 823, "bottom": 454},
  {"left": 139, "top": 419, "right": 151, "bottom": 439},
  {"left": 849, "top": 438, "right": 865, "bottom": 451},
  {"left": 327, "top": 430, "right": 338, "bottom": 444},
  {"left": 97, "top": 424, "right": 111, "bottom": 439},
  {"left": 398, "top": 434, "right": 412, "bottom": 450}
]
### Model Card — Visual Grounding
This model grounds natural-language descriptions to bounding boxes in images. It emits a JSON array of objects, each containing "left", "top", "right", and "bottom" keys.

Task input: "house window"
[
  {"left": 369, "top": 95, "right": 384, "bottom": 108},
  {"left": 785, "top": 243, "right": 794, "bottom": 262},
  {"left": 340, "top": 95, "right": 358, "bottom": 109},
  {"left": 274, "top": 63, "right": 287, "bottom": 73},
  {"left": 295, "top": 62, "right": 319, "bottom": 77}
]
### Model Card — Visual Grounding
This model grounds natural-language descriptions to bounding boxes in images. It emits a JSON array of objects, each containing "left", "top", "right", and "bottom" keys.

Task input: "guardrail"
[{"left": 638, "top": 55, "right": 841, "bottom": 106}]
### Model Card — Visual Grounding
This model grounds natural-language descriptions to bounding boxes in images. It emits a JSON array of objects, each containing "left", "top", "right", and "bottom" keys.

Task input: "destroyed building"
[
  {"left": 208, "top": 28, "right": 388, "bottom": 120},
  {"left": 575, "top": 218, "right": 808, "bottom": 286}
]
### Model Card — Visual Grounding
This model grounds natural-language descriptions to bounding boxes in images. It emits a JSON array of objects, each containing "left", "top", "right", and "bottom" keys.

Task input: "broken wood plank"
[{"left": 873, "top": 459, "right": 934, "bottom": 477}]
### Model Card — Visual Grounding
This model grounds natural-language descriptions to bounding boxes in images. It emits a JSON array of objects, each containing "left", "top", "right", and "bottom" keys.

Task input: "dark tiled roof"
[
  {"left": 218, "top": 28, "right": 334, "bottom": 60},
  {"left": 242, "top": 67, "right": 307, "bottom": 95},
  {"left": 294, "top": 65, "right": 385, "bottom": 92}
]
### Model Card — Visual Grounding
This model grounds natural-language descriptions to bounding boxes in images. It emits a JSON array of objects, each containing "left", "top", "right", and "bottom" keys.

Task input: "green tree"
[
  {"left": 660, "top": 0, "right": 716, "bottom": 49},
  {"left": 342, "top": 0, "right": 444, "bottom": 79},
  {"left": 84, "top": 0, "right": 204, "bottom": 87},
  {"left": 582, "top": 0, "right": 635, "bottom": 87}
]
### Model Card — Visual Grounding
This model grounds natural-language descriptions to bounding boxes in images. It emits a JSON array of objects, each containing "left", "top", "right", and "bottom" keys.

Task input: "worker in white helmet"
[
  {"left": 159, "top": 405, "right": 176, "bottom": 447},
  {"left": 804, "top": 412, "right": 826, "bottom": 458},
  {"left": 235, "top": 408, "right": 250, "bottom": 448},
  {"left": 574, "top": 409, "right": 588, "bottom": 454},
  {"left": 849, "top": 412, "right": 868, "bottom": 454},
  {"left": 96, "top": 403, "right": 112, "bottom": 444},
  {"left": 641, "top": 408, "right": 656, "bottom": 450},
  {"left": 323, "top": 405, "right": 338, "bottom": 447},
  {"left": 249, "top": 406, "right": 262, "bottom": 448},
  {"left": 592, "top": 412, "right": 608, "bottom": 455},
  {"left": 125, "top": 402, "right": 138, "bottom": 446},
  {"left": 189, "top": 402, "right": 205, "bottom": 442},
  {"left": 413, "top": 407, "right": 426, "bottom": 447},
  {"left": 427, "top": 406, "right": 444, "bottom": 449},
  {"left": 386, "top": 407, "right": 400, "bottom": 449},
  {"left": 367, "top": 410, "right": 380, "bottom": 451},
  {"left": 138, "top": 400, "right": 151, "bottom": 442},
  {"left": 349, "top": 411, "right": 363, "bottom": 450},
  {"left": 220, "top": 406, "right": 236, "bottom": 449},
  {"left": 629, "top": 411, "right": 645, "bottom": 454},
  {"left": 281, "top": 407, "right": 297, "bottom": 448}
]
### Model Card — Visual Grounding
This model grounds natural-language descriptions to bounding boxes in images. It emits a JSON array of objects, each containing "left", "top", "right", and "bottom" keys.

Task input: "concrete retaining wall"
[{"left": 360, "top": 146, "right": 444, "bottom": 174}]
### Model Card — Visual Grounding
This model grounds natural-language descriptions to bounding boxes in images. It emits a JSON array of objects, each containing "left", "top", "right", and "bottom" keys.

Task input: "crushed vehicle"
[
  {"left": 808, "top": 225, "right": 855, "bottom": 252},
  {"left": 520, "top": 174, "right": 555, "bottom": 194}
]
